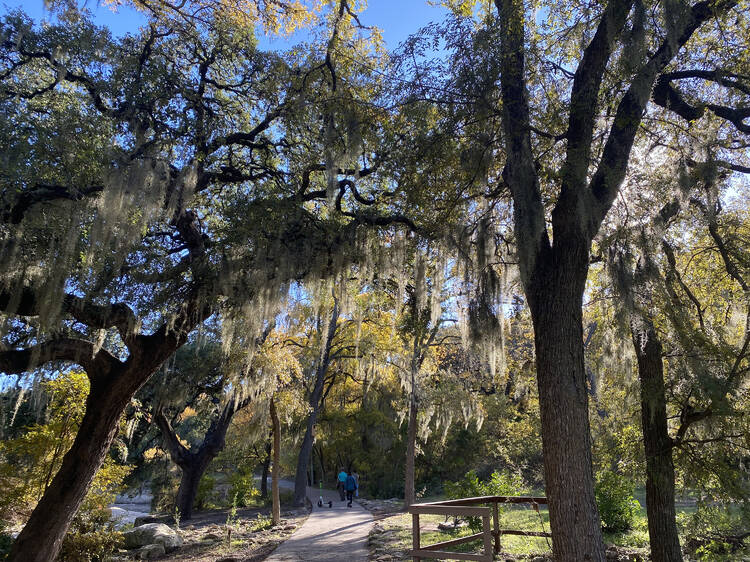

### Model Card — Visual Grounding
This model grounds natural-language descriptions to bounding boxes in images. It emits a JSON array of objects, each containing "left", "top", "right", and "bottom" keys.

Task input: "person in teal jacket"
[{"left": 337, "top": 468, "right": 347, "bottom": 501}]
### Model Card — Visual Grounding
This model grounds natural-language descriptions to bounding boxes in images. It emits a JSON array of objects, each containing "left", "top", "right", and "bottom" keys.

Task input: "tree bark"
[
  {"left": 526, "top": 248, "right": 605, "bottom": 562},
  {"left": 175, "top": 462, "right": 207, "bottom": 520},
  {"left": 293, "top": 401, "right": 320, "bottom": 506},
  {"left": 630, "top": 312, "right": 682, "bottom": 562},
  {"left": 404, "top": 392, "right": 418, "bottom": 508},
  {"left": 270, "top": 396, "right": 281, "bottom": 525}
]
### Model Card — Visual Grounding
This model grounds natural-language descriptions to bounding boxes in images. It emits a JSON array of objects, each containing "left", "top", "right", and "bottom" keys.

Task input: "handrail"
[{"left": 408, "top": 495, "right": 550, "bottom": 561}]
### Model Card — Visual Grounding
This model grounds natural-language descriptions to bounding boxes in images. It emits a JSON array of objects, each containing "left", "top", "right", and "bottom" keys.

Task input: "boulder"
[
  {"left": 137, "top": 543, "right": 165, "bottom": 559},
  {"left": 123, "top": 523, "right": 182, "bottom": 553}
]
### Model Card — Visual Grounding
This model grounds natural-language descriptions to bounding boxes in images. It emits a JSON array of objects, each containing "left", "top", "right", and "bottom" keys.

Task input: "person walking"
[
  {"left": 337, "top": 467, "right": 347, "bottom": 501},
  {"left": 345, "top": 470, "right": 358, "bottom": 508}
]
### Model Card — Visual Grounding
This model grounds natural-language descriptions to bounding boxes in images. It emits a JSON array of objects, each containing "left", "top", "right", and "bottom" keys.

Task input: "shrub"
[
  {"left": 679, "top": 502, "right": 750, "bottom": 559},
  {"left": 444, "top": 470, "right": 525, "bottom": 532},
  {"left": 228, "top": 472, "right": 261, "bottom": 508},
  {"left": 594, "top": 472, "right": 640, "bottom": 533},
  {"left": 195, "top": 474, "right": 217, "bottom": 510}
]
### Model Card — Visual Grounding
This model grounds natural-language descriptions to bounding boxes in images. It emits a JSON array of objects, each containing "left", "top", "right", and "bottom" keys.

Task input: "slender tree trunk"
[
  {"left": 260, "top": 440, "right": 272, "bottom": 499},
  {"left": 630, "top": 313, "right": 682, "bottom": 562},
  {"left": 404, "top": 392, "right": 418, "bottom": 508},
  {"left": 294, "top": 408, "right": 318, "bottom": 506},
  {"left": 293, "top": 302, "right": 339, "bottom": 506},
  {"left": 270, "top": 397, "right": 281, "bottom": 525},
  {"left": 8, "top": 376, "right": 129, "bottom": 562},
  {"left": 526, "top": 251, "right": 605, "bottom": 562}
]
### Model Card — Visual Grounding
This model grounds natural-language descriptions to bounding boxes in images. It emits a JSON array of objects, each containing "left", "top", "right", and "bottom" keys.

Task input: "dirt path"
[{"left": 265, "top": 485, "right": 373, "bottom": 561}]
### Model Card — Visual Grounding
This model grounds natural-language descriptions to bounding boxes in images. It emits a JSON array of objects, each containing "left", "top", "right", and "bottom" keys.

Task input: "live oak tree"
[
  {"left": 147, "top": 326, "right": 274, "bottom": 520},
  {"left": 398, "top": 0, "right": 750, "bottom": 558},
  {"left": 0, "top": 3, "right": 413, "bottom": 558}
]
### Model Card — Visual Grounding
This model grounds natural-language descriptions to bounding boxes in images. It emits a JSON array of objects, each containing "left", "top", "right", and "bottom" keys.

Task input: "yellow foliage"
[{"left": 100, "top": 0, "right": 326, "bottom": 36}]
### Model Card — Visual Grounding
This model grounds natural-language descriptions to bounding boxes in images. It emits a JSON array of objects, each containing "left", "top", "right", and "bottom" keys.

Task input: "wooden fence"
[{"left": 408, "top": 495, "right": 550, "bottom": 561}]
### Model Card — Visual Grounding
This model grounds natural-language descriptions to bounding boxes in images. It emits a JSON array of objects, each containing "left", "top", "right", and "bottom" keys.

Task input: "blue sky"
[{"left": 1, "top": 1, "right": 449, "bottom": 50}]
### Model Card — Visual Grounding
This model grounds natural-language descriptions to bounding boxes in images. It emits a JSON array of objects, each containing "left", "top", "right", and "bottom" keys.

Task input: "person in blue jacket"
[{"left": 345, "top": 470, "right": 358, "bottom": 507}]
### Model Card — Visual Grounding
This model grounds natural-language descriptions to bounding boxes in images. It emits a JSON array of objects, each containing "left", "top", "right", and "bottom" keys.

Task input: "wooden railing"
[{"left": 408, "top": 495, "right": 550, "bottom": 561}]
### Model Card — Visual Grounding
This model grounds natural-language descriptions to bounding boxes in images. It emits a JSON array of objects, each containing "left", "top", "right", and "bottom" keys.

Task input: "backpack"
[{"left": 345, "top": 475, "right": 357, "bottom": 491}]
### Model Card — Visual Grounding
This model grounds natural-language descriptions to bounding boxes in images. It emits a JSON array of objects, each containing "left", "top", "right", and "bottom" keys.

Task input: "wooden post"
[
  {"left": 482, "top": 514, "right": 492, "bottom": 560},
  {"left": 492, "top": 501, "right": 500, "bottom": 554},
  {"left": 412, "top": 513, "right": 420, "bottom": 562}
]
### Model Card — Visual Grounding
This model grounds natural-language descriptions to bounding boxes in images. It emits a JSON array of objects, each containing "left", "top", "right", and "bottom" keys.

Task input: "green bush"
[
  {"left": 195, "top": 474, "right": 217, "bottom": 510},
  {"left": 444, "top": 470, "right": 525, "bottom": 532},
  {"left": 595, "top": 472, "right": 640, "bottom": 533},
  {"left": 679, "top": 502, "right": 750, "bottom": 559},
  {"left": 228, "top": 472, "right": 260, "bottom": 508}
]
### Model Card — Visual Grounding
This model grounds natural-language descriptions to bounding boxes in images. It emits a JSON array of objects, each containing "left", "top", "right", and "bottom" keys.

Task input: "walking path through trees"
[{"left": 266, "top": 485, "right": 372, "bottom": 561}]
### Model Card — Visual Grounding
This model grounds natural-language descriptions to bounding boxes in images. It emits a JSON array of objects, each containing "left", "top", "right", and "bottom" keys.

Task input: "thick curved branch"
[
  {"left": 0, "top": 287, "right": 138, "bottom": 344},
  {"left": 0, "top": 337, "right": 111, "bottom": 375},
  {"left": 1, "top": 184, "right": 103, "bottom": 225},
  {"left": 154, "top": 410, "right": 192, "bottom": 467},
  {"left": 653, "top": 76, "right": 750, "bottom": 133}
]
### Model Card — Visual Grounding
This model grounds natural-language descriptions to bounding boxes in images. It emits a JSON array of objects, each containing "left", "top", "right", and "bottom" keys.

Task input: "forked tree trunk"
[
  {"left": 155, "top": 400, "right": 242, "bottom": 520},
  {"left": 630, "top": 313, "right": 682, "bottom": 562},
  {"left": 526, "top": 250, "right": 605, "bottom": 561},
  {"left": 294, "top": 407, "right": 319, "bottom": 506},
  {"left": 270, "top": 396, "right": 281, "bottom": 525},
  {"left": 404, "top": 393, "right": 418, "bottom": 508}
]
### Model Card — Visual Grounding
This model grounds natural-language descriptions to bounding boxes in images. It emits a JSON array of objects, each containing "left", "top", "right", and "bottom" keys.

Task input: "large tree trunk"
[
  {"left": 404, "top": 393, "right": 418, "bottom": 508},
  {"left": 175, "top": 462, "right": 207, "bottom": 520},
  {"left": 270, "top": 397, "right": 281, "bottom": 525},
  {"left": 8, "top": 374, "right": 131, "bottom": 562},
  {"left": 630, "top": 313, "right": 682, "bottom": 561},
  {"left": 526, "top": 250, "right": 605, "bottom": 562}
]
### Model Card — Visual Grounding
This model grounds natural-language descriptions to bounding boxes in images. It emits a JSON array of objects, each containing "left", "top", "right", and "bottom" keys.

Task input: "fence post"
[
  {"left": 482, "top": 513, "right": 492, "bottom": 561},
  {"left": 492, "top": 501, "right": 500, "bottom": 554},
  {"left": 412, "top": 512, "right": 420, "bottom": 562}
]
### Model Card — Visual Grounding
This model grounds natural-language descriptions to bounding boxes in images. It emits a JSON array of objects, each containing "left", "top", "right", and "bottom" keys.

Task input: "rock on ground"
[
  {"left": 122, "top": 522, "right": 183, "bottom": 552},
  {"left": 136, "top": 543, "right": 166, "bottom": 559}
]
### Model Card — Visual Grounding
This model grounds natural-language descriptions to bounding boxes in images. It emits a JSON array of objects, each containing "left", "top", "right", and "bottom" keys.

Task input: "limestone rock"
[
  {"left": 137, "top": 543, "right": 165, "bottom": 559},
  {"left": 123, "top": 523, "right": 182, "bottom": 552}
]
